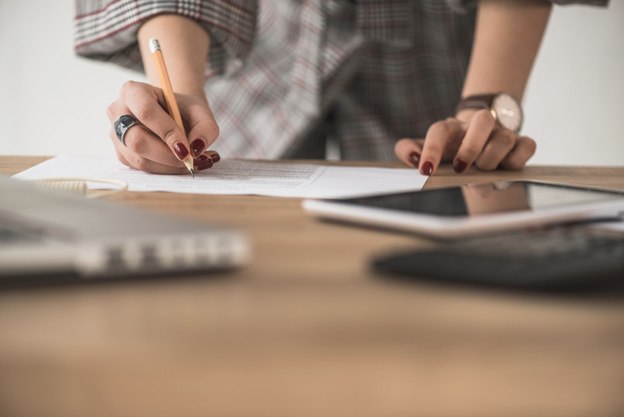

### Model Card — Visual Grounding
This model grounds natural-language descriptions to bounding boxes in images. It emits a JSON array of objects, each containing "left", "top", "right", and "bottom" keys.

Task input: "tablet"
[{"left": 302, "top": 181, "right": 624, "bottom": 239}]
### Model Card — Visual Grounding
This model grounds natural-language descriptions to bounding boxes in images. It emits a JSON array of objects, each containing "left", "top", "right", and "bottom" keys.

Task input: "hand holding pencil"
[{"left": 107, "top": 27, "right": 220, "bottom": 175}]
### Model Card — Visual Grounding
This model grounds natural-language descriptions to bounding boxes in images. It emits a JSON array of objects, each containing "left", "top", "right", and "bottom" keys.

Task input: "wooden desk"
[{"left": 1, "top": 156, "right": 624, "bottom": 417}]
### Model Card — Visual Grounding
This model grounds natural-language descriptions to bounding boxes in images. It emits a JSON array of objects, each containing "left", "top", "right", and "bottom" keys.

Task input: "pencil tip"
[{"left": 190, "top": 168, "right": 195, "bottom": 178}]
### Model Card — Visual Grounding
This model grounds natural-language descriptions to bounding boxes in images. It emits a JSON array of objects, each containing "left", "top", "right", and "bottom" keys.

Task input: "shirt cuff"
[{"left": 74, "top": 0, "right": 257, "bottom": 75}]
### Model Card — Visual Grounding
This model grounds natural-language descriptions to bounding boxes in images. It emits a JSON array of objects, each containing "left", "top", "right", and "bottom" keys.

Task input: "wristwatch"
[{"left": 455, "top": 92, "right": 523, "bottom": 133}]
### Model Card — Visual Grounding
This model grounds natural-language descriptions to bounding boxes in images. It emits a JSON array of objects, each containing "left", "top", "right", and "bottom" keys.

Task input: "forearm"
[
  {"left": 461, "top": 0, "right": 552, "bottom": 102},
  {"left": 138, "top": 14, "right": 210, "bottom": 100}
]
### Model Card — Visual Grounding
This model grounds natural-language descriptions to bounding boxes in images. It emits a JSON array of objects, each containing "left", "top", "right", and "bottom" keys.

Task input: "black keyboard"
[{"left": 373, "top": 225, "right": 624, "bottom": 291}]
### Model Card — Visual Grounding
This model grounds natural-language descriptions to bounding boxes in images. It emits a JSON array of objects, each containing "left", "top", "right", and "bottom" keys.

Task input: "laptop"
[{"left": 0, "top": 174, "right": 249, "bottom": 286}]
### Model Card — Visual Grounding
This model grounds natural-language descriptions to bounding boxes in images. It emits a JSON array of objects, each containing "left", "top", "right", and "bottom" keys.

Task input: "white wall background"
[{"left": 1, "top": 1, "right": 623, "bottom": 165}]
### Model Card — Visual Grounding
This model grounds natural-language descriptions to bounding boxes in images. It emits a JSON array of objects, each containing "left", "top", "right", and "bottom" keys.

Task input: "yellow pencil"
[{"left": 149, "top": 38, "right": 194, "bottom": 177}]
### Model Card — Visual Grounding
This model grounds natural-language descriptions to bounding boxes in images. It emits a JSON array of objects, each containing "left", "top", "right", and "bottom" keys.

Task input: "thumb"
[{"left": 395, "top": 138, "right": 425, "bottom": 168}]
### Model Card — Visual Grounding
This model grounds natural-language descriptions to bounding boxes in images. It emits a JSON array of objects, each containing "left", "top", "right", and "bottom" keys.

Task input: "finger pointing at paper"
[{"left": 394, "top": 109, "right": 536, "bottom": 176}]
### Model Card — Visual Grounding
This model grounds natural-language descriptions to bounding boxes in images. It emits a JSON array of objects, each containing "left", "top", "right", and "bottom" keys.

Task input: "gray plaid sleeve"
[
  {"left": 446, "top": 0, "right": 609, "bottom": 13},
  {"left": 74, "top": 0, "right": 257, "bottom": 74}
]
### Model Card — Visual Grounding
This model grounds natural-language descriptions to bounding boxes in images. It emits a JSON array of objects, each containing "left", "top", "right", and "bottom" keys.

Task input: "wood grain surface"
[{"left": 1, "top": 156, "right": 624, "bottom": 417}]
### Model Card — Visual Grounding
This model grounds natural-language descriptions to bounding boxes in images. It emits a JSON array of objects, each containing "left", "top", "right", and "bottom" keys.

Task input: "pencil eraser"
[{"left": 149, "top": 38, "right": 161, "bottom": 54}]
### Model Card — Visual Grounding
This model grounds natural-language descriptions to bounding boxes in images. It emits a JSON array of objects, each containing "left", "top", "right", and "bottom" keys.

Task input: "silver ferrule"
[{"left": 149, "top": 38, "right": 161, "bottom": 54}]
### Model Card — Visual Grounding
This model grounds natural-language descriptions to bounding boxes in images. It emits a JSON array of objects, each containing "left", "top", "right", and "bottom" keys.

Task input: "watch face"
[{"left": 492, "top": 93, "right": 523, "bottom": 133}]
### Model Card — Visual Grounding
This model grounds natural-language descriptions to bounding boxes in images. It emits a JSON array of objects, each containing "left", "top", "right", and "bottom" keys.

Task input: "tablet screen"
[{"left": 336, "top": 181, "right": 624, "bottom": 218}]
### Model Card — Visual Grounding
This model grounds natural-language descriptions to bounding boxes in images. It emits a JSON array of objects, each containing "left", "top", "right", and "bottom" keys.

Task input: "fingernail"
[
  {"left": 409, "top": 152, "right": 420, "bottom": 167},
  {"left": 190, "top": 139, "right": 205, "bottom": 157},
  {"left": 209, "top": 153, "right": 220, "bottom": 163},
  {"left": 194, "top": 154, "right": 213, "bottom": 170},
  {"left": 453, "top": 158, "right": 468, "bottom": 173},
  {"left": 420, "top": 161, "right": 434, "bottom": 176},
  {"left": 173, "top": 142, "right": 189, "bottom": 160}
]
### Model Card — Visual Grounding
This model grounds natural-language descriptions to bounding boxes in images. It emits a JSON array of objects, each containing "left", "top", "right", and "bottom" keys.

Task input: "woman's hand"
[
  {"left": 394, "top": 109, "right": 536, "bottom": 175},
  {"left": 107, "top": 81, "right": 220, "bottom": 174},
  {"left": 395, "top": 0, "right": 551, "bottom": 175}
]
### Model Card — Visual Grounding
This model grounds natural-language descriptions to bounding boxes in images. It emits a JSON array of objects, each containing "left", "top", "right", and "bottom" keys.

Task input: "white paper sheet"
[{"left": 13, "top": 155, "right": 428, "bottom": 199}]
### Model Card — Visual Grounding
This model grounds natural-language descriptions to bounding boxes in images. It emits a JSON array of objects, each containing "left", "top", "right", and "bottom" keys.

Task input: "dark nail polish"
[
  {"left": 420, "top": 161, "right": 434, "bottom": 176},
  {"left": 409, "top": 151, "right": 420, "bottom": 167},
  {"left": 195, "top": 154, "right": 213, "bottom": 170},
  {"left": 453, "top": 158, "right": 468, "bottom": 173},
  {"left": 190, "top": 139, "right": 205, "bottom": 157},
  {"left": 209, "top": 153, "right": 220, "bottom": 163},
  {"left": 173, "top": 142, "right": 189, "bottom": 160}
]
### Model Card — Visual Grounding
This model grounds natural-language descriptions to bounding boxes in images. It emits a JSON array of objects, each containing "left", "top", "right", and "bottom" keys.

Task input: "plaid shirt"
[{"left": 75, "top": 0, "right": 607, "bottom": 161}]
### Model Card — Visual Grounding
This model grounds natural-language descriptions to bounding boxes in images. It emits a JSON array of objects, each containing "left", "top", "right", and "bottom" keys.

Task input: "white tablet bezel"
[{"left": 302, "top": 180, "right": 624, "bottom": 239}]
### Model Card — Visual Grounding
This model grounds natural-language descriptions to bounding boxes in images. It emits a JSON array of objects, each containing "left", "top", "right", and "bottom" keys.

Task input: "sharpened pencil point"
[{"left": 182, "top": 157, "right": 195, "bottom": 177}]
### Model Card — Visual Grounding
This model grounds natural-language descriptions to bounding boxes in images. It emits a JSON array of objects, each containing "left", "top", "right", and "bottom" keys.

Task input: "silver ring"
[{"left": 113, "top": 114, "right": 141, "bottom": 146}]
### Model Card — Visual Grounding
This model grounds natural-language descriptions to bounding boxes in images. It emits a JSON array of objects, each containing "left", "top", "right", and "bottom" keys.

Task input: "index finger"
[
  {"left": 453, "top": 109, "right": 496, "bottom": 173},
  {"left": 419, "top": 120, "right": 464, "bottom": 176},
  {"left": 122, "top": 81, "right": 192, "bottom": 163}
]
